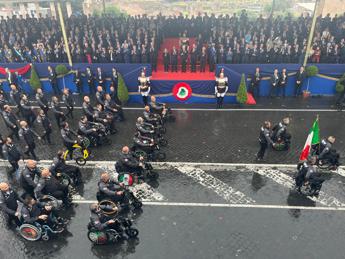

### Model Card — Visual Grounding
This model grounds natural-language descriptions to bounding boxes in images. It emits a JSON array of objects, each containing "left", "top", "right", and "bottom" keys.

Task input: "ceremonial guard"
[
  {"left": 138, "top": 69, "right": 151, "bottom": 106},
  {"left": 215, "top": 69, "right": 228, "bottom": 108}
]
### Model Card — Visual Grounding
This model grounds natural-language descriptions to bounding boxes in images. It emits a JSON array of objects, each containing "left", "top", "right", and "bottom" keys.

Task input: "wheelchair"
[
  {"left": 63, "top": 137, "right": 91, "bottom": 166},
  {"left": 115, "top": 161, "right": 159, "bottom": 184},
  {"left": 96, "top": 187, "right": 142, "bottom": 211},
  {"left": 132, "top": 144, "right": 166, "bottom": 162},
  {"left": 19, "top": 222, "right": 65, "bottom": 241}
]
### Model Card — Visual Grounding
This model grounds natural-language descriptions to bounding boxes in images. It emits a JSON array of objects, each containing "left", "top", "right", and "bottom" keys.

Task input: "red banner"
[{"left": 0, "top": 64, "right": 32, "bottom": 75}]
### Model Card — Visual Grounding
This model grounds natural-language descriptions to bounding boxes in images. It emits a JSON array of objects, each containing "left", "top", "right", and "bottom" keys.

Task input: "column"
[
  {"left": 66, "top": 1, "right": 72, "bottom": 18},
  {"left": 50, "top": 2, "right": 57, "bottom": 18}
]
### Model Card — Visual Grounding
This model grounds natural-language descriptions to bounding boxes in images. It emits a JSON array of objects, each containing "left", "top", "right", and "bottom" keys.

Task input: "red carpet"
[{"left": 152, "top": 38, "right": 214, "bottom": 80}]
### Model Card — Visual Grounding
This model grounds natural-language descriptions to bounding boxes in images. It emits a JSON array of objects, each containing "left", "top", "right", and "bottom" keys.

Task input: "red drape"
[{"left": 0, "top": 64, "right": 32, "bottom": 75}]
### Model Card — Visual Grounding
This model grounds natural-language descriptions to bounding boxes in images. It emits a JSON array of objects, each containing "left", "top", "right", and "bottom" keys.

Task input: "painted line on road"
[
  {"left": 249, "top": 166, "right": 345, "bottom": 207},
  {"left": 71, "top": 200, "right": 345, "bottom": 211},
  {"left": 176, "top": 165, "right": 255, "bottom": 204}
]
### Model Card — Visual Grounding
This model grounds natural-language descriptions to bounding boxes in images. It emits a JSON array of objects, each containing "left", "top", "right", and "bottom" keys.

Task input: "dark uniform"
[
  {"left": 48, "top": 69, "right": 59, "bottom": 96},
  {"left": 51, "top": 100, "right": 65, "bottom": 128},
  {"left": 82, "top": 101, "right": 95, "bottom": 122},
  {"left": 2, "top": 110, "right": 19, "bottom": 140},
  {"left": 74, "top": 70, "right": 82, "bottom": 94},
  {"left": 117, "top": 152, "right": 142, "bottom": 174},
  {"left": 270, "top": 73, "right": 280, "bottom": 98},
  {"left": 295, "top": 69, "right": 306, "bottom": 97},
  {"left": 171, "top": 49, "right": 178, "bottom": 72},
  {"left": 104, "top": 99, "right": 125, "bottom": 122},
  {"left": 60, "top": 127, "right": 78, "bottom": 159},
  {"left": 20, "top": 99, "right": 36, "bottom": 127},
  {"left": 96, "top": 90, "right": 105, "bottom": 107},
  {"left": 10, "top": 88, "right": 21, "bottom": 113},
  {"left": 50, "top": 156, "right": 82, "bottom": 184},
  {"left": 35, "top": 92, "right": 49, "bottom": 115},
  {"left": 200, "top": 51, "right": 206, "bottom": 72},
  {"left": 250, "top": 72, "right": 261, "bottom": 98},
  {"left": 257, "top": 126, "right": 273, "bottom": 160},
  {"left": 190, "top": 49, "right": 197, "bottom": 72},
  {"left": 62, "top": 92, "right": 74, "bottom": 118},
  {"left": 2, "top": 143, "right": 22, "bottom": 173},
  {"left": 85, "top": 69, "right": 95, "bottom": 94},
  {"left": 20, "top": 166, "right": 40, "bottom": 196},
  {"left": 98, "top": 178, "right": 126, "bottom": 203},
  {"left": 180, "top": 49, "right": 188, "bottom": 72},
  {"left": 278, "top": 71, "right": 288, "bottom": 97},
  {"left": 163, "top": 52, "right": 170, "bottom": 72},
  {"left": 34, "top": 175, "right": 69, "bottom": 204},
  {"left": 37, "top": 114, "right": 52, "bottom": 144},
  {"left": 19, "top": 126, "right": 40, "bottom": 160},
  {"left": 96, "top": 69, "right": 105, "bottom": 88},
  {"left": 0, "top": 188, "right": 23, "bottom": 226}
]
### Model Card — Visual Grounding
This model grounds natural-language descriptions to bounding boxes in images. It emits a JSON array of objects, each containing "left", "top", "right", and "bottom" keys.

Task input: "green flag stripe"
[{"left": 311, "top": 119, "right": 320, "bottom": 145}]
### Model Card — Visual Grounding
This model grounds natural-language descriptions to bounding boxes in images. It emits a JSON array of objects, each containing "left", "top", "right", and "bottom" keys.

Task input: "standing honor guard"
[
  {"left": 215, "top": 69, "right": 228, "bottom": 109},
  {"left": 138, "top": 68, "right": 151, "bottom": 106}
]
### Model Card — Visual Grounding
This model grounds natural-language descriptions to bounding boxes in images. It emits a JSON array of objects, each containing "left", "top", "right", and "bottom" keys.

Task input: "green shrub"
[
  {"left": 336, "top": 74, "right": 345, "bottom": 93},
  {"left": 236, "top": 74, "right": 248, "bottom": 104},
  {"left": 55, "top": 64, "right": 69, "bottom": 76},
  {"left": 117, "top": 73, "right": 129, "bottom": 104},
  {"left": 29, "top": 64, "right": 41, "bottom": 90},
  {"left": 306, "top": 65, "right": 319, "bottom": 77}
]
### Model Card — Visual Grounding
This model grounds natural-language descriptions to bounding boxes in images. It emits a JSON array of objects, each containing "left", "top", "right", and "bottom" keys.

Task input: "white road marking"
[
  {"left": 249, "top": 167, "right": 345, "bottom": 207},
  {"left": 176, "top": 165, "right": 255, "bottom": 204},
  {"left": 72, "top": 200, "right": 345, "bottom": 211}
]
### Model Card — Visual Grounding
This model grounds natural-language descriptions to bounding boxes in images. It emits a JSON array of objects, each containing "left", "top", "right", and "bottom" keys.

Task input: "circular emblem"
[{"left": 172, "top": 82, "right": 192, "bottom": 101}]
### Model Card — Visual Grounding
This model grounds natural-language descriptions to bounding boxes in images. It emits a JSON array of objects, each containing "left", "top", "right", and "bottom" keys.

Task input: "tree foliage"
[
  {"left": 236, "top": 73, "right": 248, "bottom": 104},
  {"left": 29, "top": 64, "right": 42, "bottom": 90},
  {"left": 117, "top": 73, "right": 129, "bottom": 104}
]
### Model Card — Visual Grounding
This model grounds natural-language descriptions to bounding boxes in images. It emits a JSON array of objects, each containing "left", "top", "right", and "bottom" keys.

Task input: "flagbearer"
[
  {"left": 138, "top": 68, "right": 151, "bottom": 106},
  {"left": 215, "top": 68, "right": 228, "bottom": 108}
]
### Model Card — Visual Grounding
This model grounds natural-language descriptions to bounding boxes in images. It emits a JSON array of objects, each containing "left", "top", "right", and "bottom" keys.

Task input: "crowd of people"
[
  {"left": 0, "top": 71, "right": 175, "bottom": 243},
  {"left": 0, "top": 11, "right": 344, "bottom": 70}
]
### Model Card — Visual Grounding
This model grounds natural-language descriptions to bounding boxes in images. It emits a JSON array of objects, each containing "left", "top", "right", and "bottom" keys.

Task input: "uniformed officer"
[
  {"left": 256, "top": 121, "right": 274, "bottom": 161},
  {"left": 36, "top": 109, "right": 53, "bottom": 144},
  {"left": 104, "top": 93, "right": 125, "bottom": 122},
  {"left": 96, "top": 67, "right": 104, "bottom": 88},
  {"left": 215, "top": 69, "right": 229, "bottom": 108},
  {"left": 60, "top": 122, "right": 78, "bottom": 160},
  {"left": 180, "top": 45, "right": 188, "bottom": 72},
  {"left": 2, "top": 137, "right": 23, "bottom": 173},
  {"left": 18, "top": 121, "right": 41, "bottom": 160},
  {"left": 19, "top": 94, "right": 36, "bottom": 127},
  {"left": 85, "top": 67, "right": 95, "bottom": 94},
  {"left": 250, "top": 67, "right": 261, "bottom": 98},
  {"left": 9, "top": 84, "right": 21, "bottom": 115},
  {"left": 48, "top": 65, "right": 59, "bottom": 96},
  {"left": 62, "top": 88, "right": 74, "bottom": 119},
  {"left": 117, "top": 146, "right": 144, "bottom": 174},
  {"left": 171, "top": 47, "right": 178, "bottom": 72},
  {"left": 138, "top": 69, "right": 151, "bottom": 106},
  {"left": 34, "top": 168, "right": 69, "bottom": 205},
  {"left": 82, "top": 95, "right": 95, "bottom": 122},
  {"left": 2, "top": 105, "right": 20, "bottom": 140},
  {"left": 163, "top": 48, "right": 170, "bottom": 72},
  {"left": 270, "top": 69, "right": 279, "bottom": 98},
  {"left": 95, "top": 86, "right": 105, "bottom": 107},
  {"left": 35, "top": 88, "right": 49, "bottom": 115},
  {"left": 98, "top": 172, "right": 126, "bottom": 204},
  {"left": 190, "top": 45, "right": 197, "bottom": 72},
  {"left": 0, "top": 182, "right": 23, "bottom": 227},
  {"left": 51, "top": 96, "right": 66, "bottom": 128},
  {"left": 20, "top": 160, "right": 40, "bottom": 196}
]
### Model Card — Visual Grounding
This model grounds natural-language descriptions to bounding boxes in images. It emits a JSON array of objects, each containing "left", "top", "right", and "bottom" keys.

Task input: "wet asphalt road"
[{"left": 1, "top": 100, "right": 345, "bottom": 259}]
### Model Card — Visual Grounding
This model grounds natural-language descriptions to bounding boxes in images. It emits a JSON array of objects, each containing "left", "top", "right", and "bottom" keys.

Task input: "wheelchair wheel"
[
  {"left": 317, "top": 160, "right": 333, "bottom": 170},
  {"left": 158, "top": 138, "right": 168, "bottom": 147},
  {"left": 125, "top": 228, "right": 139, "bottom": 238},
  {"left": 88, "top": 230, "right": 108, "bottom": 245},
  {"left": 76, "top": 157, "right": 87, "bottom": 166},
  {"left": 19, "top": 224, "right": 42, "bottom": 241}
]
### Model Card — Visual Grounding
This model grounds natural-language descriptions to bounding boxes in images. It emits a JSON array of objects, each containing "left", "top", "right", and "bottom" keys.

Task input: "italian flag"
[
  {"left": 299, "top": 118, "right": 320, "bottom": 161},
  {"left": 118, "top": 174, "right": 133, "bottom": 186}
]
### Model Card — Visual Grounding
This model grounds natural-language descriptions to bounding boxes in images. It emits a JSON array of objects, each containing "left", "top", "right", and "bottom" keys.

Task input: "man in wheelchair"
[
  {"left": 97, "top": 172, "right": 129, "bottom": 208},
  {"left": 143, "top": 105, "right": 162, "bottom": 126},
  {"left": 295, "top": 157, "right": 325, "bottom": 197},
  {"left": 136, "top": 117, "right": 155, "bottom": 137},
  {"left": 21, "top": 195, "right": 65, "bottom": 232},
  {"left": 104, "top": 93, "right": 125, "bottom": 122},
  {"left": 34, "top": 168, "right": 71, "bottom": 206},
  {"left": 149, "top": 96, "right": 168, "bottom": 117},
  {"left": 88, "top": 202, "right": 120, "bottom": 231},
  {"left": 271, "top": 117, "right": 291, "bottom": 150},
  {"left": 60, "top": 122, "right": 79, "bottom": 160},
  {"left": 317, "top": 136, "right": 339, "bottom": 169},
  {"left": 117, "top": 146, "right": 145, "bottom": 175},
  {"left": 93, "top": 104, "right": 117, "bottom": 135},
  {"left": 78, "top": 116, "right": 102, "bottom": 146},
  {"left": 50, "top": 150, "right": 82, "bottom": 185}
]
